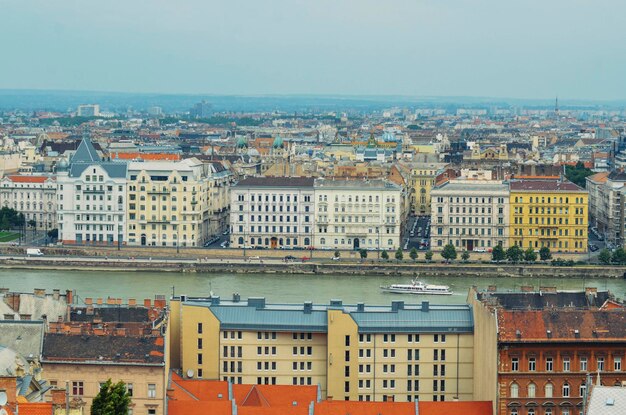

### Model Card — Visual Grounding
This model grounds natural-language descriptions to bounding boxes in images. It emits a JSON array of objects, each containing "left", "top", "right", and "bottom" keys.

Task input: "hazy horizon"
[{"left": 2, "top": 0, "right": 626, "bottom": 101}]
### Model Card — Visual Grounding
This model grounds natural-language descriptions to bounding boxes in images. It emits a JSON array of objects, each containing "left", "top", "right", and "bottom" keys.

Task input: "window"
[
  {"left": 510, "top": 383, "right": 519, "bottom": 398},
  {"left": 72, "top": 381, "right": 84, "bottom": 396},
  {"left": 528, "top": 357, "right": 536, "bottom": 371},
  {"left": 597, "top": 357, "right": 604, "bottom": 371},
  {"left": 546, "top": 357, "right": 553, "bottom": 372},
  {"left": 615, "top": 357, "right": 622, "bottom": 371},
  {"left": 562, "top": 383, "right": 570, "bottom": 397},
  {"left": 148, "top": 383, "right": 157, "bottom": 398},
  {"left": 545, "top": 383, "right": 553, "bottom": 398},
  {"left": 580, "top": 357, "right": 588, "bottom": 371},
  {"left": 127, "top": 383, "right": 133, "bottom": 397},
  {"left": 197, "top": 323, "right": 203, "bottom": 334},
  {"left": 563, "top": 357, "right": 570, "bottom": 372},
  {"left": 527, "top": 383, "right": 536, "bottom": 398},
  {"left": 580, "top": 383, "right": 586, "bottom": 398},
  {"left": 511, "top": 358, "right": 519, "bottom": 371}
]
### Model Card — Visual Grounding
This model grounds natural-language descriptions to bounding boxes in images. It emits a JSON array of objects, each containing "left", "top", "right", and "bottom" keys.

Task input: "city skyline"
[{"left": 2, "top": 0, "right": 625, "bottom": 100}]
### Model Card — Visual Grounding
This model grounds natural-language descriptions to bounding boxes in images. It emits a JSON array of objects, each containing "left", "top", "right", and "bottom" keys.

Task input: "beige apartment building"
[
  {"left": 169, "top": 295, "right": 475, "bottom": 403},
  {"left": 430, "top": 180, "right": 510, "bottom": 251},
  {"left": 126, "top": 158, "right": 210, "bottom": 247},
  {"left": 0, "top": 175, "right": 57, "bottom": 230},
  {"left": 314, "top": 178, "right": 404, "bottom": 251}
]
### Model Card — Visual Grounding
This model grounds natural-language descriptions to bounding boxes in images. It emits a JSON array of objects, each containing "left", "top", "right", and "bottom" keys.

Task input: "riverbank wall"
[{"left": 1, "top": 257, "right": 624, "bottom": 278}]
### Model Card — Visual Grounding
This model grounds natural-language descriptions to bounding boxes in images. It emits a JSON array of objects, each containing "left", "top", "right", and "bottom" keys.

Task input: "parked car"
[{"left": 284, "top": 255, "right": 297, "bottom": 261}]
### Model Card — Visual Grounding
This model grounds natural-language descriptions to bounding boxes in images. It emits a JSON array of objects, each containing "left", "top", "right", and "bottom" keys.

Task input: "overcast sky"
[{"left": 1, "top": 0, "right": 625, "bottom": 100}]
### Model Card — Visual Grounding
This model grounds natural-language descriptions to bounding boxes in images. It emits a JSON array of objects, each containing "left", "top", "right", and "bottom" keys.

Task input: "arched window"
[
  {"left": 265, "top": 238, "right": 269, "bottom": 245},
  {"left": 545, "top": 408, "right": 552, "bottom": 415},
  {"left": 257, "top": 238, "right": 262, "bottom": 245},
  {"left": 510, "top": 383, "right": 519, "bottom": 398},
  {"left": 320, "top": 238, "right": 326, "bottom": 245},
  {"left": 388, "top": 239, "right": 393, "bottom": 245},
  {"left": 527, "top": 409, "right": 535, "bottom": 415},
  {"left": 528, "top": 383, "right": 536, "bottom": 398},
  {"left": 562, "top": 383, "right": 570, "bottom": 397},
  {"left": 238, "top": 237, "right": 244, "bottom": 244},
  {"left": 545, "top": 382, "right": 553, "bottom": 398},
  {"left": 510, "top": 409, "right": 518, "bottom": 415}
]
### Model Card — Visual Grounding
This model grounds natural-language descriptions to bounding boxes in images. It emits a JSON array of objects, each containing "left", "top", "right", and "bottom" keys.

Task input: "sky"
[{"left": 1, "top": 0, "right": 625, "bottom": 100}]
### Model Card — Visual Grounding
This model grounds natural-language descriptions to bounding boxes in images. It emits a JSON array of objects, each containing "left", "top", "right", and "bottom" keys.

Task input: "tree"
[
  {"left": 506, "top": 245, "right": 523, "bottom": 263},
  {"left": 91, "top": 379, "right": 131, "bottom": 415},
  {"left": 461, "top": 250, "right": 470, "bottom": 262},
  {"left": 395, "top": 248, "right": 404, "bottom": 262},
  {"left": 441, "top": 244, "right": 457, "bottom": 262},
  {"left": 492, "top": 244, "right": 506, "bottom": 262},
  {"left": 27, "top": 219, "right": 37, "bottom": 228},
  {"left": 409, "top": 247, "right": 418, "bottom": 261},
  {"left": 334, "top": 250, "right": 340, "bottom": 258},
  {"left": 565, "top": 161, "right": 594, "bottom": 188},
  {"left": 381, "top": 250, "right": 389, "bottom": 261},
  {"left": 598, "top": 248, "right": 612, "bottom": 265},
  {"left": 425, "top": 250, "right": 433, "bottom": 262},
  {"left": 47, "top": 228, "right": 59, "bottom": 239},
  {"left": 539, "top": 246, "right": 552, "bottom": 261},
  {"left": 359, "top": 249, "right": 367, "bottom": 259},
  {"left": 524, "top": 247, "right": 537, "bottom": 263},
  {"left": 611, "top": 247, "right": 626, "bottom": 265}
]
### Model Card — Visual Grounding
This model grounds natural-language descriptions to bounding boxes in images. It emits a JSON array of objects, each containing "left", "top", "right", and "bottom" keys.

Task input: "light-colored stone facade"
[{"left": 0, "top": 175, "right": 57, "bottom": 230}]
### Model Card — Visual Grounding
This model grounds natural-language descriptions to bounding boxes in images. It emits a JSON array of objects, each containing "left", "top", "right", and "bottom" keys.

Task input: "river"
[{"left": 1, "top": 269, "right": 625, "bottom": 305}]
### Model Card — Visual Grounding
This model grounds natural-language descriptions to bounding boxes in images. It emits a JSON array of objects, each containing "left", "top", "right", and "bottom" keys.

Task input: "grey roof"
[
  {"left": 71, "top": 137, "right": 101, "bottom": 163},
  {"left": 587, "top": 385, "right": 626, "bottom": 415},
  {"left": 314, "top": 178, "right": 401, "bottom": 191},
  {"left": 477, "top": 290, "right": 612, "bottom": 310},
  {"left": 236, "top": 177, "right": 315, "bottom": 188},
  {"left": 69, "top": 161, "right": 128, "bottom": 178},
  {"left": 182, "top": 298, "right": 474, "bottom": 333},
  {"left": 0, "top": 321, "right": 44, "bottom": 359},
  {"left": 432, "top": 180, "right": 509, "bottom": 194}
]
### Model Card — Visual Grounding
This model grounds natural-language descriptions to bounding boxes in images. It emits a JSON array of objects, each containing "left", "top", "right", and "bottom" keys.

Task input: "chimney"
[
  {"left": 96, "top": 298, "right": 103, "bottom": 305},
  {"left": 128, "top": 299, "right": 136, "bottom": 307},
  {"left": 51, "top": 388, "right": 66, "bottom": 405},
  {"left": 53, "top": 289, "right": 60, "bottom": 300},
  {"left": 144, "top": 299, "right": 151, "bottom": 308},
  {"left": 233, "top": 293, "right": 241, "bottom": 303},
  {"left": 106, "top": 297, "right": 115, "bottom": 305},
  {"left": 85, "top": 298, "right": 93, "bottom": 305},
  {"left": 34, "top": 288, "right": 45, "bottom": 297},
  {"left": 154, "top": 298, "right": 166, "bottom": 309},
  {"left": 303, "top": 301, "right": 313, "bottom": 314},
  {"left": 391, "top": 300, "right": 404, "bottom": 311}
]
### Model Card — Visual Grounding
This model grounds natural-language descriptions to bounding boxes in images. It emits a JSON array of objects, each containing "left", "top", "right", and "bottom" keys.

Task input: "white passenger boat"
[{"left": 380, "top": 279, "right": 453, "bottom": 295}]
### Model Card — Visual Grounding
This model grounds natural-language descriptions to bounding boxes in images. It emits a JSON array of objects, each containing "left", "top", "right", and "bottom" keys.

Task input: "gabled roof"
[{"left": 71, "top": 137, "right": 101, "bottom": 163}]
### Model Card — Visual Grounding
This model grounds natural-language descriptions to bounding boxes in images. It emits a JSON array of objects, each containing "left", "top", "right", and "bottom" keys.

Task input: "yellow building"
[
  {"left": 169, "top": 295, "right": 475, "bottom": 403},
  {"left": 509, "top": 179, "right": 588, "bottom": 253},
  {"left": 398, "top": 157, "right": 447, "bottom": 215},
  {"left": 126, "top": 158, "right": 210, "bottom": 247}
]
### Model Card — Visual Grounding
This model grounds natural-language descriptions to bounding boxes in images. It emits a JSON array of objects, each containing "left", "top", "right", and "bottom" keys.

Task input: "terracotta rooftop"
[
  {"left": 111, "top": 152, "right": 181, "bottom": 161},
  {"left": 5, "top": 175, "right": 52, "bottom": 183},
  {"left": 587, "top": 171, "right": 609, "bottom": 183},
  {"left": 509, "top": 179, "right": 584, "bottom": 192},
  {"left": 498, "top": 309, "right": 626, "bottom": 342}
]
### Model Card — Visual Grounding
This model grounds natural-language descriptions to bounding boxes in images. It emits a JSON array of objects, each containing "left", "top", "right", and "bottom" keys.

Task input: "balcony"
[{"left": 148, "top": 189, "right": 170, "bottom": 195}]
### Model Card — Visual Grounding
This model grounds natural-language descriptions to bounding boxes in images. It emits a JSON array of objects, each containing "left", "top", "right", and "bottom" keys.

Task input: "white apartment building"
[
  {"left": 229, "top": 177, "right": 315, "bottom": 249},
  {"left": 0, "top": 175, "right": 57, "bottom": 230},
  {"left": 126, "top": 158, "right": 209, "bottom": 247},
  {"left": 430, "top": 180, "right": 510, "bottom": 251},
  {"left": 314, "top": 178, "right": 403, "bottom": 251},
  {"left": 56, "top": 138, "right": 128, "bottom": 246}
]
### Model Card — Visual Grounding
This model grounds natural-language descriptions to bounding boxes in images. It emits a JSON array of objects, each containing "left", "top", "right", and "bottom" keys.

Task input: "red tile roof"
[
  {"left": 315, "top": 400, "right": 415, "bottom": 415},
  {"left": 6, "top": 175, "right": 51, "bottom": 183},
  {"left": 419, "top": 401, "right": 493, "bottom": 415},
  {"left": 509, "top": 179, "right": 584, "bottom": 192},
  {"left": 17, "top": 403, "right": 53, "bottom": 415},
  {"left": 498, "top": 309, "right": 626, "bottom": 342},
  {"left": 111, "top": 152, "right": 181, "bottom": 161}
]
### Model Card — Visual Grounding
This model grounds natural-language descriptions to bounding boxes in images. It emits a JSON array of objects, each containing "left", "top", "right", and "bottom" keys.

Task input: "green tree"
[
  {"left": 381, "top": 250, "right": 389, "bottom": 261},
  {"left": 395, "top": 248, "right": 404, "bottom": 262},
  {"left": 524, "top": 247, "right": 537, "bottom": 263},
  {"left": 441, "top": 244, "right": 457, "bottom": 262},
  {"left": 47, "top": 229, "right": 59, "bottom": 239},
  {"left": 90, "top": 379, "right": 131, "bottom": 415},
  {"left": 409, "top": 247, "right": 418, "bottom": 261},
  {"left": 359, "top": 249, "right": 367, "bottom": 259},
  {"left": 564, "top": 161, "right": 594, "bottom": 188},
  {"left": 491, "top": 244, "right": 505, "bottom": 262},
  {"left": 539, "top": 246, "right": 552, "bottom": 261},
  {"left": 27, "top": 219, "right": 37, "bottom": 228},
  {"left": 611, "top": 247, "right": 626, "bottom": 265},
  {"left": 506, "top": 245, "right": 524, "bottom": 263},
  {"left": 461, "top": 250, "right": 470, "bottom": 262},
  {"left": 334, "top": 250, "right": 340, "bottom": 258},
  {"left": 425, "top": 250, "right": 433, "bottom": 262},
  {"left": 598, "top": 248, "right": 612, "bottom": 265}
]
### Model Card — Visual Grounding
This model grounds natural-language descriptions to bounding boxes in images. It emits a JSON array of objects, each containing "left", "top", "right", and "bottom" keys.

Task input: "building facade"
[
  {"left": 586, "top": 171, "right": 626, "bottom": 247},
  {"left": 169, "top": 296, "right": 475, "bottom": 403},
  {"left": 126, "top": 158, "right": 209, "bottom": 247},
  {"left": 509, "top": 179, "right": 588, "bottom": 253},
  {"left": 398, "top": 158, "right": 447, "bottom": 215},
  {"left": 229, "top": 177, "right": 315, "bottom": 249},
  {"left": 430, "top": 180, "right": 510, "bottom": 251},
  {"left": 314, "top": 178, "right": 404, "bottom": 251},
  {"left": 56, "top": 138, "right": 128, "bottom": 246},
  {"left": 0, "top": 175, "right": 57, "bottom": 230}
]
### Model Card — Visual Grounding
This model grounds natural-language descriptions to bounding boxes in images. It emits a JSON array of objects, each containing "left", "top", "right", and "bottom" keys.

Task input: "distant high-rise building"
[
  {"left": 190, "top": 100, "right": 212, "bottom": 118},
  {"left": 147, "top": 106, "right": 163, "bottom": 117},
  {"left": 76, "top": 104, "right": 100, "bottom": 117}
]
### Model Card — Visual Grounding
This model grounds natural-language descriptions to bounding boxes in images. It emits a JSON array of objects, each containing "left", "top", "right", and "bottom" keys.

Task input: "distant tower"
[{"left": 555, "top": 96, "right": 559, "bottom": 118}]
